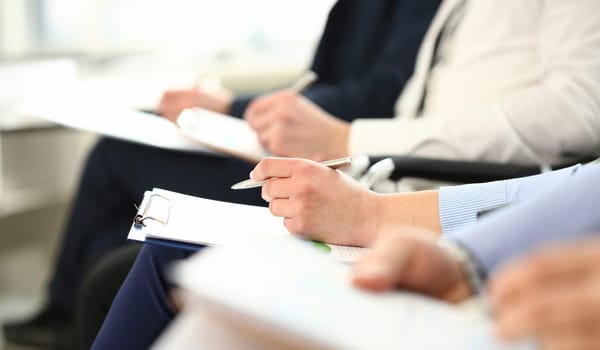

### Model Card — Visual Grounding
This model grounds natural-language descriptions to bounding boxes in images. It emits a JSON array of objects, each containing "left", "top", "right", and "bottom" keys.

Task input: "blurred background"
[{"left": 0, "top": 1, "right": 335, "bottom": 348}]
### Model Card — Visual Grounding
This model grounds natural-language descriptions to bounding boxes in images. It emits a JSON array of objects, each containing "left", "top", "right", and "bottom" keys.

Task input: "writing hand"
[
  {"left": 489, "top": 239, "right": 600, "bottom": 349},
  {"left": 158, "top": 87, "right": 232, "bottom": 123},
  {"left": 251, "top": 157, "right": 379, "bottom": 247},
  {"left": 245, "top": 91, "right": 350, "bottom": 161},
  {"left": 352, "top": 231, "right": 472, "bottom": 303}
]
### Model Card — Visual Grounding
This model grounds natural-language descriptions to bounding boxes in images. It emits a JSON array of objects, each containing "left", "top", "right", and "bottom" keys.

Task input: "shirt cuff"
[
  {"left": 229, "top": 96, "right": 255, "bottom": 119},
  {"left": 439, "top": 181, "right": 508, "bottom": 236},
  {"left": 439, "top": 164, "right": 581, "bottom": 235}
]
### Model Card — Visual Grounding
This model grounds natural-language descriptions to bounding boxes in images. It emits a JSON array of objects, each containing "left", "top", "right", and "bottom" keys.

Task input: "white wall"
[{"left": 1, "top": 0, "right": 337, "bottom": 57}]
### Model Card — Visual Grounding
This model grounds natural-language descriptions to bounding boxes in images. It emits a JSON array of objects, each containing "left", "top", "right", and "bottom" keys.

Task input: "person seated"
[
  {"left": 156, "top": 163, "right": 600, "bottom": 349},
  {"left": 3, "top": 0, "right": 440, "bottom": 348},
  {"left": 89, "top": 157, "right": 599, "bottom": 349},
  {"left": 352, "top": 178, "right": 600, "bottom": 347},
  {"left": 354, "top": 234, "right": 600, "bottom": 348},
  {"left": 72, "top": 0, "right": 600, "bottom": 346},
  {"left": 74, "top": 159, "right": 583, "bottom": 348},
  {"left": 241, "top": 0, "right": 600, "bottom": 166}
]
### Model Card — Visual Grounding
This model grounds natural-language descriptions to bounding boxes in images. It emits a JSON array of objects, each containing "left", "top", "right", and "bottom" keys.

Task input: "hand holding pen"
[
  {"left": 239, "top": 157, "right": 380, "bottom": 248},
  {"left": 231, "top": 157, "right": 352, "bottom": 189},
  {"left": 244, "top": 72, "right": 351, "bottom": 161}
]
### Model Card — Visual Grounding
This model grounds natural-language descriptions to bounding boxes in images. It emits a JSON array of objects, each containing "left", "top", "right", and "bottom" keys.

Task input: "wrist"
[
  {"left": 330, "top": 118, "right": 350, "bottom": 158},
  {"left": 437, "top": 237, "right": 485, "bottom": 296},
  {"left": 373, "top": 194, "right": 396, "bottom": 243},
  {"left": 194, "top": 87, "right": 233, "bottom": 115},
  {"left": 358, "top": 192, "right": 385, "bottom": 246},
  {"left": 213, "top": 97, "right": 232, "bottom": 115},
  {"left": 376, "top": 191, "right": 443, "bottom": 239}
]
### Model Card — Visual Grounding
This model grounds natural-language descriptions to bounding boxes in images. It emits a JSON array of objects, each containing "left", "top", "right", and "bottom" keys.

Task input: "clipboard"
[
  {"left": 128, "top": 188, "right": 367, "bottom": 262},
  {"left": 176, "top": 108, "right": 270, "bottom": 164}
]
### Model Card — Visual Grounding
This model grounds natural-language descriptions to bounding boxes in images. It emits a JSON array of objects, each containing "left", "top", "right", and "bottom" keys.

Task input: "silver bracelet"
[{"left": 437, "top": 237, "right": 485, "bottom": 295}]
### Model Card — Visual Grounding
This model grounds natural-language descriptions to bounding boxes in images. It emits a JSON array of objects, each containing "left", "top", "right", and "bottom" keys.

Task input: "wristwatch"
[{"left": 437, "top": 237, "right": 486, "bottom": 295}]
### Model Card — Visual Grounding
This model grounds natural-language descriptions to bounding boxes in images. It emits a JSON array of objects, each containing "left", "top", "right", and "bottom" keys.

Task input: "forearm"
[
  {"left": 369, "top": 164, "right": 582, "bottom": 246},
  {"left": 372, "top": 190, "right": 442, "bottom": 243}
]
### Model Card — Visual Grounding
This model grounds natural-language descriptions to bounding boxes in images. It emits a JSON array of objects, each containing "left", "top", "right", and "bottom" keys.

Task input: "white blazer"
[{"left": 349, "top": 0, "right": 600, "bottom": 166}]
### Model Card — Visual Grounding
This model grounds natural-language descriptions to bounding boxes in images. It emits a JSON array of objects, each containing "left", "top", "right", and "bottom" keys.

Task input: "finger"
[
  {"left": 244, "top": 92, "right": 280, "bottom": 125},
  {"left": 352, "top": 233, "right": 412, "bottom": 291},
  {"left": 246, "top": 91, "right": 297, "bottom": 130},
  {"left": 490, "top": 242, "right": 600, "bottom": 308},
  {"left": 161, "top": 110, "right": 180, "bottom": 123},
  {"left": 262, "top": 178, "right": 294, "bottom": 201},
  {"left": 251, "top": 157, "right": 306, "bottom": 181},
  {"left": 538, "top": 323, "right": 600, "bottom": 350},
  {"left": 283, "top": 217, "right": 308, "bottom": 237},
  {"left": 262, "top": 122, "right": 290, "bottom": 156},
  {"left": 160, "top": 90, "right": 188, "bottom": 106},
  {"left": 255, "top": 122, "right": 279, "bottom": 151},
  {"left": 268, "top": 198, "right": 294, "bottom": 218},
  {"left": 352, "top": 254, "right": 406, "bottom": 292},
  {"left": 495, "top": 279, "right": 600, "bottom": 341},
  {"left": 255, "top": 126, "right": 270, "bottom": 150},
  {"left": 246, "top": 91, "right": 280, "bottom": 114},
  {"left": 246, "top": 108, "right": 278, "bottom": 132}
]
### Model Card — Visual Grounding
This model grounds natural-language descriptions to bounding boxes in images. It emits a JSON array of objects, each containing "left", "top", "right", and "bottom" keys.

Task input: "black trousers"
[
  {"left": 48, "top": 137, "right": 264, "bottom": 315},
  {"left": 75, "top": 244, "right": 141, "bottom": 349}
]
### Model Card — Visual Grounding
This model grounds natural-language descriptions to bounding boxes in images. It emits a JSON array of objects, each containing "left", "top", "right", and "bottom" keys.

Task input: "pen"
[
  {"left": 290, "top": 71, "right": 318, "bottom": 93},
  {"left": 231, "top": 157, "right": 353, "bottom": 190}
]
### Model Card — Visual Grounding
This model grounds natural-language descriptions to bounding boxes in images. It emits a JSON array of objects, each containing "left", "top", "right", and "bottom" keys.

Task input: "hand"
[
  {"left": 489, "top": 239, "right": 600, "bottom": 349},
  {"left": 251, "top": 157, "right": 381, "bottom": 247},
  {"left": 352, "top": 231, "right": 472, "bottom": 303},
  {"left": 158, "top": 87, "right": 233, "bottom": 123},
  {"left": 244, "top": 90, "right": 350, "bottom": 161}
]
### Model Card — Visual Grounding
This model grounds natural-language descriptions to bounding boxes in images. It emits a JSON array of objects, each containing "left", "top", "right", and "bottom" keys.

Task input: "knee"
[
  {"left": 139, "top": 245, "right": 196, "bottom": 270},
  {"left": 135, "top": 245, "right": 197, "bottom": 286},
  {"left": 86, "top": 138, "right": 127, "bottom": 166},
  {"left": 79, "top": 245, "right": 141, "bottom": 310}
]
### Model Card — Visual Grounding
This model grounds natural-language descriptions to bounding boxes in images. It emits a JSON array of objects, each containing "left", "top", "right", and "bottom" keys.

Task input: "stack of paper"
[
  {"left": 25, "top": 94, "right": 216, "bottom": 154},
  {"left": 177, "top": 107, "right": 269, "bottom": 163},
  {"left": 153, "top": 237, "right": 533, "bottom": 350}
]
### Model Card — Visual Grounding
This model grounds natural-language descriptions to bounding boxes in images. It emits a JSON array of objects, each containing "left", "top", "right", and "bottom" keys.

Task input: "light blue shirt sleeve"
[
  {"left": 439, "top": 165, "right": 582, "bottom": 235},
  {"left": 451, "top": 163, "right": 600, "bottom": 277}
]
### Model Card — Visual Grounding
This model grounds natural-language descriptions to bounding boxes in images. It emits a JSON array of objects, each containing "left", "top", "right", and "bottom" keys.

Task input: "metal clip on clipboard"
[{"left": 133, "top": 191, "right": 172, "bottom": 227}]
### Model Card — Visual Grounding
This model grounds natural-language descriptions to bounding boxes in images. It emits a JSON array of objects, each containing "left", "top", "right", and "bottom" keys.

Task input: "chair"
[{"left": 367, "top": 155, "right": 597, "bottom": 184}]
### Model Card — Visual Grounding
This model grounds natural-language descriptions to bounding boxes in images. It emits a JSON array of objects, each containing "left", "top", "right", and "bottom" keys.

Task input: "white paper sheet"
[
  {"left": 177, "top": 108, "right": 269, "bottom": 163},
  {"left": 24, "top": 93, "right": 217, "bottom": 154},
  {"left": 159, "top": 237, "right": 535, "bottom": 350},
  {"left": 128, "top": 188, "right": 365, "bottom": 262}
]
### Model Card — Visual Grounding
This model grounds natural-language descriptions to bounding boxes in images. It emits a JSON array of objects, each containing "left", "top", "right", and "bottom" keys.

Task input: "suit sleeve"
[
  {"left": 229, "top": 95, "right": 255, "bottom": 118},
  {"left": 349, "top": 0, "right": 600, "bottom": 165},
  {"left": 302, "top": 0, "right": 439, "bottom": 120}
]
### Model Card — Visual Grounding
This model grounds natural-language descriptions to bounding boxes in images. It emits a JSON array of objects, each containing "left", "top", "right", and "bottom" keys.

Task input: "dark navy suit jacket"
[{"left": 231, "top": 0, "right": 440, "bottom": 120}]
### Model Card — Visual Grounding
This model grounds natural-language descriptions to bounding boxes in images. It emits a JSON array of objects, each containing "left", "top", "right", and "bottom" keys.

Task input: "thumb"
[
  {"left": 352, "top": 255, "right": 407, "bottom": 292},
  {"left": 352, "top": 233, "right": 413, "bottom": 292}
]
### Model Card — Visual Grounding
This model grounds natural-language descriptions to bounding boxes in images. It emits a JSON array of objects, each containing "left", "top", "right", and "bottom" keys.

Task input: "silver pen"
[
  {"left": 231, "top": 157, "right": 353, "bottom": 190},
  {"left": 290, "top": 71, "right": 318, "bottom": 93}
]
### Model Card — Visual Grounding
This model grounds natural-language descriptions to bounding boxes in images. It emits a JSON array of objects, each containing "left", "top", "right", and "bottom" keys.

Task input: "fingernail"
[
  {"left": 354, "top": 261, "right": 392, "bottom": 280},
  {"left": 353, "top": 261, "right": 394, "bottom": 291},
  {"left": 249, "top": 170, "right": 255, "bottom": 180}
]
